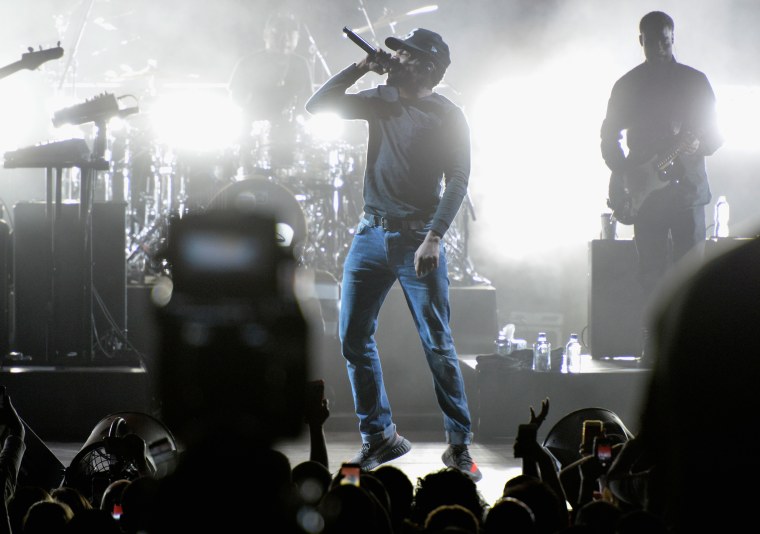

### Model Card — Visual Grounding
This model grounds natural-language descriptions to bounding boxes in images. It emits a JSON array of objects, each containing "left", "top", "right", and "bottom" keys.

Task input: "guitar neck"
[
  {"left": 0, "top": 46, "right": 64, "bottom": 82},
  {"left": 0, "top": 61, "right": 23, "bottom": 81},
  {"left": 656, "top": 136, "right": 693, "bottom": 171}
]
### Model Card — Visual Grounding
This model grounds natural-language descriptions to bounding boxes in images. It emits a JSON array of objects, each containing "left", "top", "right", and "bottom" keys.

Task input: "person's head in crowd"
[
  {"left": 424, "top": 503, "right": 480, "bottom": 533},
  {"left": 483, "top": 496, "right": 536, "bottom": 534},
  {"left": 410, "top": 467, "right": 487, "bottom": 528},
  {"left": 8, "top": 485, "right": 53, "bottom": 534},
  {"left": 51, "top": 486, "right": 93, "bottom": 516},
  {"left": 23, "top": 499, "right": 74, "bottom": 534}
]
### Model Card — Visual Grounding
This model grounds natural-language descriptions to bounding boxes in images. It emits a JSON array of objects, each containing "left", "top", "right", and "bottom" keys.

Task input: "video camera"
[{"left": 154, "top": 210, "right": 309, "bottom": 445}]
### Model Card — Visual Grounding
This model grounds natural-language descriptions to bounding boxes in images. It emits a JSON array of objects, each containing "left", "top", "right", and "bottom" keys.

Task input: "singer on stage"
[{"left": 305, "top": 28, "right": 481, "bottom": 481}]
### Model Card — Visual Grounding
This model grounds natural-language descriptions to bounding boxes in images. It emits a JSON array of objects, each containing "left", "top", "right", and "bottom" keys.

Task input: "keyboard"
[{"left": 3, "top": 138, "right": 93, "bottom": 169}]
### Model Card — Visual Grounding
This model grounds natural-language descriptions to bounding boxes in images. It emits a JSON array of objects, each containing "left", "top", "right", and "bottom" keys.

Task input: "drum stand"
[
  {"left": 77, "top": 120, "right": 111, "bottom": 361},
  {"left": 445, "top": 192, "right": 490, "bottom": 286}
]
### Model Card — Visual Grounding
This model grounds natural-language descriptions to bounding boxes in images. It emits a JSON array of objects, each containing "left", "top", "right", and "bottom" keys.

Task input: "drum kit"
[{"left": 116, "top": 113, "right": 367, "bottom": 284}]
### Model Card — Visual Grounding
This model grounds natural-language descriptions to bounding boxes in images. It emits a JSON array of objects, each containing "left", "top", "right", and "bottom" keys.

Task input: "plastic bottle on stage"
[
  {"left": 564, "top": 333, "right": 582, "bottom": 374},
  {"left": 496, "top": 323, "right": 528, "bottom": 356},
  {"left": 495, "top": 327, "right": 510, "bottom": 356},
  {"left": 714, "top": 195, "right": 729, "bottom": 238},
  {"left": 532, "top": 332, "right": 551, "bottom": 372}
]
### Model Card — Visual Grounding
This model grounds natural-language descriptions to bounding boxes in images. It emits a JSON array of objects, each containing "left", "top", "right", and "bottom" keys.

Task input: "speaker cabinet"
[
  {"left": 588, "top": 240, "right": 643, "bottom": 358},
  {"left": 13, "top": 201, "right": 126, "bottom": 362}
]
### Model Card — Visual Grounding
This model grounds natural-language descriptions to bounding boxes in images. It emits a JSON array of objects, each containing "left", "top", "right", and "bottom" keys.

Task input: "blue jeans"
[{"left": 339, "top": 217, "right": 474, "bottom": 446}]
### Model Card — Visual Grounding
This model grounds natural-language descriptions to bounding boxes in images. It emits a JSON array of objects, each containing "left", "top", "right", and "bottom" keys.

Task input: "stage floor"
[{"left": 48, "top": 428, "right": 523, "bottom": 508}]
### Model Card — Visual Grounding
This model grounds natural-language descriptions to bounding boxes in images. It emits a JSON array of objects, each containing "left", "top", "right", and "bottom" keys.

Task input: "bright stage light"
[
  {"left": 0, "top": 80, "right": 43, "bottom": 152},
  {"left": 715, "top": 84, "right": 760, "bottom": 152},
  {"left": 406, "top": 5, "right": 438, "bottom": 16},
  {"left": 468, "top": 53, "right": 614, "bottom": 260},
  {"left": 149, "top": 90, "right": 241, "bottom": 152},
  {"left": 303, "top": 112, "right": 345, "bottom": 142}
]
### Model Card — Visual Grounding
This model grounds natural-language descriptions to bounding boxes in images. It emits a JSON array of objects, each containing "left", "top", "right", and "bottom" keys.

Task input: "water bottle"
[
  {"left": 495, "top": 324, "right": 528, "bottom": 356},
  {"left": 495, "top": 328, "right": 510, "bottom": 356},
  {"left": 532, "top": 332, "right": 551, "bottom": 372},
  {"left": 564, "top": 333, "right": 582, "bottom": 374},
  {"left": 714, "top": 195, "right": 729, "bottom": 238}
]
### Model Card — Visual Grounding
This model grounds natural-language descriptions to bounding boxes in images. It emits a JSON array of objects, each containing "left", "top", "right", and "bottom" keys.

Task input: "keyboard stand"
[{"left": 4, "top": 138, "right": 108, "bottom": 363}]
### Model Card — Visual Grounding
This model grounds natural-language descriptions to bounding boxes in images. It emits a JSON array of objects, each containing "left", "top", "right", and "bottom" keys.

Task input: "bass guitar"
[
  {"left": 607, "top": 130, "right": 697, "bottom": 225},
  {"left": 0, "top": 44, "right": 63, "bottom": 81}
]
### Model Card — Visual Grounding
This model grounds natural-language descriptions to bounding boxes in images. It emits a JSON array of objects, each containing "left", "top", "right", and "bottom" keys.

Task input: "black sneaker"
[
  {"left": 442, "top": 444, "right": 482, "bottom": 482},
  {"left": 349, "top": 433, "right": 412, "bottom": 471}
]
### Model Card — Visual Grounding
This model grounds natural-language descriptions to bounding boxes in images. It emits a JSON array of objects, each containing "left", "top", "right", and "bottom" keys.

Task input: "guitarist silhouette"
[{"left": 600, "top": 11, "right": 723, "bottom": 362}]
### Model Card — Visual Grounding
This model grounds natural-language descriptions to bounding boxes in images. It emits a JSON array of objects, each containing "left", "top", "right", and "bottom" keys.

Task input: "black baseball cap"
[{"left": 385, "top": 28, "right": 450, "bottom": 69}]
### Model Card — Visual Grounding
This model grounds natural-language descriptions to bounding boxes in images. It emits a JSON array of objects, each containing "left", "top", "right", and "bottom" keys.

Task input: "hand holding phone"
[
  {"left": 593, "top": 436, "right": 613, "bottom": 467},
  {"left": 580, "top": 420, "right": 604, "bottom": 456},
  {"left": 339, "top": 463, "right": 361, "bottom": 486}
]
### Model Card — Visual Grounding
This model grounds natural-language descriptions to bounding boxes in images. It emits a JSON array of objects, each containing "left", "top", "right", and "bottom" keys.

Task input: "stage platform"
[
  {"left": 2, "top": 280, "right": 648, "bottom": 451},
  {"left": 474, "top": 354, "right": 650, "bottom": 441},
  {"left": 0, "top": 364, "right": 154, "bottom": 442},
  {"left": 1, "top": 282, "right": 499, "bottom": 444}
]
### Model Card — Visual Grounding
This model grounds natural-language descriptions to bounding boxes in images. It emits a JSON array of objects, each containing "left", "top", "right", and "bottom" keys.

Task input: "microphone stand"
[
  {"left": 57, "top": 0, "right": 96, "bottom": 92},
  {"left": 356, "top": 0, "right": 379, "bottom": 44},
  {"left": 461, "top": 192, "right": 490, "bottom": 285},
  {"left": 302, "top": 23, "right": 332, "bottom": 87}
]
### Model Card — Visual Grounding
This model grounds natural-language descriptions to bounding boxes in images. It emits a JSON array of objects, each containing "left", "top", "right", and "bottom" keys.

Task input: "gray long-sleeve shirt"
[
  {"left": 600, "top": 58, "right": 723, "bottom": 208},
  {"left": 305, "top": 64, "right": 470, "bottom": 237}
]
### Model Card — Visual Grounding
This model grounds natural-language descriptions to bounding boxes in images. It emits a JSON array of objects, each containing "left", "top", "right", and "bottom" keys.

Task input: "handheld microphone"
[{"left": 342, "top": 27, "right": 391, "bottom": 68}]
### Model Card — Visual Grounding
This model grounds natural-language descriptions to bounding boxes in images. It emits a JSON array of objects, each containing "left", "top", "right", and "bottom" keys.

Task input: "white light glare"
[
  {"left": 406, "top": 5, "right": 438, "bottom": 16},
  {"left": 715, "top": 84, "right": 760, "bottom": 152},
  {"left": 150, "top": 91, "right": 242, "bottom": 152},
  {"left": 303, "top": 113, "right": 344, "bottom": 142}
]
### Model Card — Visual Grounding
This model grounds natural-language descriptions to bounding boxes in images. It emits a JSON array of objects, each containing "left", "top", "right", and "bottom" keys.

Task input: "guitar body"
[
  {"left": 607, "top": 131, "right": 694, "bottom": 225},
  {"left": 608, "top": 156, "right": 676, "bottom": 225}
]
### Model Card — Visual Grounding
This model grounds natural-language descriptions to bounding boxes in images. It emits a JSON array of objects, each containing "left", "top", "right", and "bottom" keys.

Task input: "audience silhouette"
[
  {"left": 318, "top": 483, "right": 393, "bottom": 534},
  {"left": 372, "top": 465, "right": 415, "bottom": 534},
  {"left": 63, "top": 508, "right": 121, "bottom": 534},
  {"left": 572, "top": 499, "right": 622, "bottom": 534},
  {"left": 483, "top": 496, "right": 536, "bottom": 534},
  {"left": 423, "top": 503, "right": 480, "bottom": 533},
  {"left": 50, "top": 487, "right": 92, "bottom": 518},
  {"left": 21, "top": 499, "right": 73, "bottom": 533},
  {"left": 7, "top": 486, "right": 51, "bottom": 534},
  {"left": 98, "top": 479, "right": 130, "bottom": 521},
  {"left": 634, "top": 228, "right": 760, "bottom": 532},
  {"left": 501, "top": 476, "right": 569, "bottom": 534},
  {"left": 408, "top": 467, "right": 488, "bottom": 530}
]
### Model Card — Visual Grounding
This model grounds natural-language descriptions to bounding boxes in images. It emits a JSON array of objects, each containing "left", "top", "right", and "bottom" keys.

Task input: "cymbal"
[
  {"left": 103, "top": 59, "right": 158, "bottom": 83},
  {"left": 353, "top": 4, "right": 438, "bottom": 35}
]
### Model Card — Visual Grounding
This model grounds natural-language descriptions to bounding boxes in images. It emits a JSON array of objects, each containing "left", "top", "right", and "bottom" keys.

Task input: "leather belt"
[{"left": 363, "top": 213, "right": 428, "bottom": 231}]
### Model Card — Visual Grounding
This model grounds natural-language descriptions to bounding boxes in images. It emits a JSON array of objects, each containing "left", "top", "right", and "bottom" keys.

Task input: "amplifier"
[
  {"left": 13, "top": 201, "right": 126, "bottom": 362},
  {"left": 588, "top": 239, "right": 643, "bottom": 359}
]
